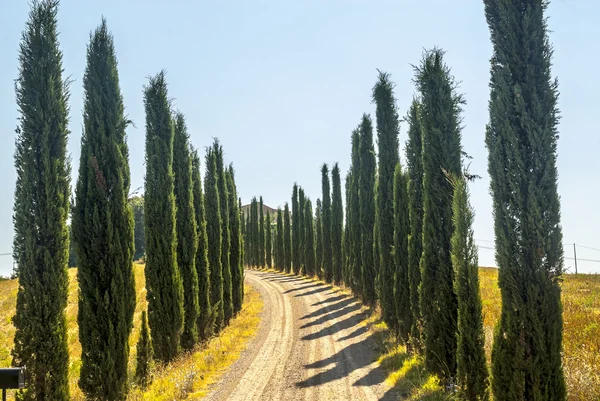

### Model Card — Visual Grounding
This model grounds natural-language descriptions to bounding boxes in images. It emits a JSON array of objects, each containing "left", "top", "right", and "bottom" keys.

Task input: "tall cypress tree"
[
  {"left": 416, "top": 48, "right": 463, "bottom": 379},
  {"left": 214, "top": 141, "right": 233, "bottom": 325},
  {"left": 315, "top": 199, "right": 323, "bottom": 279},
  {"left": 250, "top": 197, "right": 259, "bottom": 268},
  {"left": 259, "top": 196, "right": 265, "bottom": 267},
  {"left": 205, "top": 148, "right": 224, "bottom": 332},
  {"left": 242, "top": 210, "right": 249, "bottom": 266},
  {"left": 191, "top": 149, "right": 213, "bottom": 341},
  {"left": 358, "top": 114, "right": 377, "bottom": 306},
  {"left": 227, "top": 166, "right": 243, "bottom": 315},
  {"left": 276, "top": 208, "right": 284, "bottom": 271},
  {"left": 283, "top": 202, "right": 292, "bottom": 273},
  {"left": 143, "top": 71, "right": 184, "bottom": 363},
  {"left": 373, "top": 71, "right": 401, "bottom": 331},
  {"left": 331, "top": 163, "right": 343, "bottom": 285},
  {"left": 393, "top": 164, "right": 411, "bottom": 344},
  {"left": 451, "top": 177, "right": 489, "bottom": 401},
  {"left": 12, "top": 2, "right": 70, "bottom": 398},
  {"left": 72, "top": 20, "right": 136, "bottom": 399},
  {"left": 349, "top": 128, "right": 362, "bottom": 295},
  {"left": 485, "top": 1, "right": 565, "bottom": 399},
  {"left": 298, "top": 187, "right": 305, "bottom": 271},
  {"left": 238, "top": 198, "right": 245, "bottom": 306},
  {"left": 343, "top": 171, "right": 352, "bottom": 286},
  {"left": 405, "top": 99, "right": 424, "bottom": 349},
  {"left": 291, "top": 184, "right": 300, "bottom": 273},
  {"left": 265, "top": 210, "right": 273, "bottom": 269},
  {"left": 304, "top": 199, "right": 316, "bottom": 277},
  {"left": 321, "top": 164, "right": 333, "bottom": 283},
  {"left": 173, "top": 113, "right": 199, "bottom": 350},
  {"left": 135, "top": 311, "right": 153, "bottom": 388}
]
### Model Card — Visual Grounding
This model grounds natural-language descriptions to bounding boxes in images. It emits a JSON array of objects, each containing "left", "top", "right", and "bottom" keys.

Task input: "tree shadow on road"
[
  {"left": 300, "top": 303, "right": 362, "bottom": 329},
  {"left": 283, "top": 282, "right": 325, "bottom": 294},
  {"left": 301, "top": 310, "right": 367, "bottom": 341},
  {"left": 301, "top": 297, "right": 358, "bottom": 320},
  {"left": 311, "top": 294, "right": 348, "bottom": 306},
  {"left": 294, "top": 285, "right": 333, "bottom": 297}
]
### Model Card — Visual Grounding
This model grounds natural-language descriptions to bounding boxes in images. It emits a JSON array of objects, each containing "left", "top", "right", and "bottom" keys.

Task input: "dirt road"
[{"left": 205, "top": 269, "right": 398, "bottom": 401}]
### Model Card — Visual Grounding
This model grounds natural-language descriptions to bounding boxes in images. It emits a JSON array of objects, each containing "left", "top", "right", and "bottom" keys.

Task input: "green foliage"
[
  {"left": 68, "top": 224, "right": 77, "bottom": 267},
  {"left": 349, "top": 128, "right": 362, "bottom": 296},
  {"left": 259, "top": 196, "right": 265, "bottom": 267},
  {"left": 331, "top": 163, "right": 343, "bottom": 285},
  {"left": 135, "top": 311, "right": 153, "bottom": 388},
  {"left": 143, "top": 71, "right": 184, "bottom": 363},
  {"left": 227, "top": 167, "right": 243, "bottom": 315},
  {"left": 485, "top": 2, "right": 565, "bottom": 399},
  {"left": 173, "top": 113, "right": 199, "bottom": 350},
  {"left": 451, "top": 178, "right": 489, "bottom": 401},
  {"left": 251, "top": 197, "right": 259, "bottom": 267},
  {"left": 214, "top": 141, "right": 233, "bottom": 326},
  {"left": 405, "top": 99, "right": 424, "bottom": 350},
  {"left": 342, "top": 171, "right": 352, "bottom": 286},
  {"left": 130, "top": 196, "right": 145, "bottom": 260},
  {"left": 238, "top": 198, "right": 245, "bottom": 307},
  {"left": 12, "top": 1, "right": 71, "bottom": 398},
  {"left": 283, "top": 203, "right": 292, "bottom": 273},
  {"left": 205, "top": 147, "right": 224, "bottom": 332},
  {"left": 315, "top": 199, "right": 323, "bottom": 278},
  {"left": 373, "top": 71, "right": 401, "bottom": 332},
  {"left": 276, "top": 208, "right": 284, "bottom": 271},
  {"left": 191, "top": 150, "right": 213, "bottom": 341},
  {"left": 291, "top": 184, "right": 300, "bottom": 274},
  {"left": 298, "top": 187, "right": 306, "bottom": 271},
  {"left": 358, "top": 114, "right": 377, "bottom": 306},
  {"left": 304, "top": 199, "right": 316, "bottom": 277},
  {"left": 265, "top": 210, "right": 272, "bottom": 269},
  {"left": 416, "top": 48, "right": 463, "bottom": 379},
  {"left": 393, "top": 164, "right": 411, "bottom": 344},
  {"left": 321, "top": 165, "right": 333, "bottom": 283},
  {"left": 72, "top": 19, "right": 136, "bottom": 399}
]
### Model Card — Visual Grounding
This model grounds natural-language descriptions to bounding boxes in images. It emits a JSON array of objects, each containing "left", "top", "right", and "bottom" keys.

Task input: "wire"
[{"left": 574, "top": 244, "right": 600, "bottom": 253}]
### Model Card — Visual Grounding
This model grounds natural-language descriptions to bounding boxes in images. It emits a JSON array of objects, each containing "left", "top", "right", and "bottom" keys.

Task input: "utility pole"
[{"left": 573, "top": 243, "right": 578, "bottom": 275}]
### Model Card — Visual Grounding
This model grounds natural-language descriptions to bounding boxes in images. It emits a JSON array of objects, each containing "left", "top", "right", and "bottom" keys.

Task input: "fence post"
[{"left": 573, "top": 243, "right": 578, "bottom": 275}]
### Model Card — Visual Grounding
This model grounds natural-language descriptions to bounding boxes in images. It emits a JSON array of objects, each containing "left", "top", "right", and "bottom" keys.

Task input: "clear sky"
[{"left": 0, "top": 0, "right": 598, "bottom": 276}]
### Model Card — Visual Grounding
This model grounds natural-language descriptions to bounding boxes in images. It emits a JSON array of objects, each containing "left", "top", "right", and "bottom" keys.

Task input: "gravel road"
[{"left": 205, "top": 269, "right": 398, "bottom": 401}]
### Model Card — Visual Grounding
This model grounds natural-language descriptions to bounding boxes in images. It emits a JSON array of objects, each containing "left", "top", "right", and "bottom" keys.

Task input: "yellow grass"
[
  {"left": 0, "top": 265, "right": 263, "bottom": 401},
  {"left": 371, "top": 268, "right": 600, "bottom": 401}
]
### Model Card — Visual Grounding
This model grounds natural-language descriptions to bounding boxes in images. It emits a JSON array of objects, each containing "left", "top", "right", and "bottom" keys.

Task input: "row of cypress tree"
[
  {"left": 10, "top": 2, "right": 245, "bottom": 399},
  {"left": 257, "top": 1, "right": 565, "bottom": 398}
]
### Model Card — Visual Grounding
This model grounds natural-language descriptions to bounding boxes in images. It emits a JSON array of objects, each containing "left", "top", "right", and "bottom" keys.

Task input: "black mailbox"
[{"left": 0, "top": 368, "right": 25, "bottom": 389}]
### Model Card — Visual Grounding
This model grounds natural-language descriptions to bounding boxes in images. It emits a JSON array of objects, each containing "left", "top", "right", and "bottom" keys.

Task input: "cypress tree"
[
  {"left": 416, "top": 48, "right": 463, "bottom": 379},
  {"left": 304, "top": 199, "right": 316, "bottom": 277},
  {"left": 238, "top": 198, "right": 245, "bottom": 306},
  {"left": 321, "top": 164, "right": 333, "bottom": 283},
  {"left": 343, "top": 171, "right": 352, "bottom": 286},
  {"left": 393, "top": 164, "right": 411, "bottom": 344},
  {"left": 331, "top": 163, "right": 343, "bottom": 285},
  {"left": 283, "top": 203, "right": 292, "bottom": 273},
  {"left": 191, "top": 149, "right": 213, "bottom": 341},
  {"left": 251, "top": 197, "right": 259, "bottom": 268},
  {"left": 291, "top": 184, "right": 300, "bottom": 273},
  {"left": 348, "top": 128, "right": 361, "bottom": 295},
  {"left": 358, "top": 115, "right": 377, "bottom": 306},
  {"left": 298, "top": 187, "right": 305, "bottom": 271},
  {"left": 143, "top": 71, "right": 184, "bottom": 363},
  {"left": 214, "top": 141, "right": 233, "bottom": 325},
  {"left": 259, "top": 196, "right": 265, "bottom": 267},
  {"left": 373, "top": 71, "right": 401, "bottom": 331},
  {"left": 227, "top": 167, "right": 243, "bottom": 315},
  {"left": 485, "top": 1, "right": 565, "bottom": 399},
  {"left": 405, "top": 99, "right": 424, "bottom": 349},
  {"left": 135, "top": 311, "right": 153, "bottom": 388},
  {"left": 130, "top": 196, "right": 145, "bottom": 260},
  {"left": 205, "top": 148, "right": 224, "bottom": 332},
  {"left": 451, "top": 177, "right": 489, "bottom": 401},
  {"left": 276, "top": 208, "right": 284, "bottom": 271},
  {"left": 12, "top": 2, "right": 70, "bottom": 398},
  {"left": 243, "top": 212, "right": 249, "bottom": 266},
  {"left": 315, "top": 199, "right": 323, "bottom": 279},
  {"left": 265, "top": 210, "right": 272, "bottom": 269},
  {"left": 73, "top": 19, "right": 135, "bottom": 399},
  {"left": 173, "top": 113, "right": 199, "bottom": 350}
]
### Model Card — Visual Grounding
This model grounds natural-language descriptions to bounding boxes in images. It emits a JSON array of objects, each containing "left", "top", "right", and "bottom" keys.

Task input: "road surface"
[{"left": 205, "top": 269, "right": 398, "bottom": 401}]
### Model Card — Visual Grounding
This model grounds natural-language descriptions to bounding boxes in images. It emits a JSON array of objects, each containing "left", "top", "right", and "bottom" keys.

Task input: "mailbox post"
[{"left": 0, "top": 367, "right": 25, "bottom": 401}]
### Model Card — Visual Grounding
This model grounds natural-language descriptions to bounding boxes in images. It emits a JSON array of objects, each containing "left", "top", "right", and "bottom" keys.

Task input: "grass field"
[
  {"left": 373, "top": 268, "right": 600, "bottom": 401},
  {"left": 0, "top": 265, "right": 263, "bottom": 401}
]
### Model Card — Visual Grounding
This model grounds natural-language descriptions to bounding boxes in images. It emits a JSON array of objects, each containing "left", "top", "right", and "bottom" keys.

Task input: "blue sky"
[{"left": 0, "top": 0, "right": 598, "bottom": 275}]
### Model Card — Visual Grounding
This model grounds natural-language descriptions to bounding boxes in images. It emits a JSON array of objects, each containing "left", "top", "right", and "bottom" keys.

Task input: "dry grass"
[
  {"left": 0, "top": 265, "right": 263, "bottom": 401},
  {"left": 370, "top": 268, "right": 600, "bottom": 401}
]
